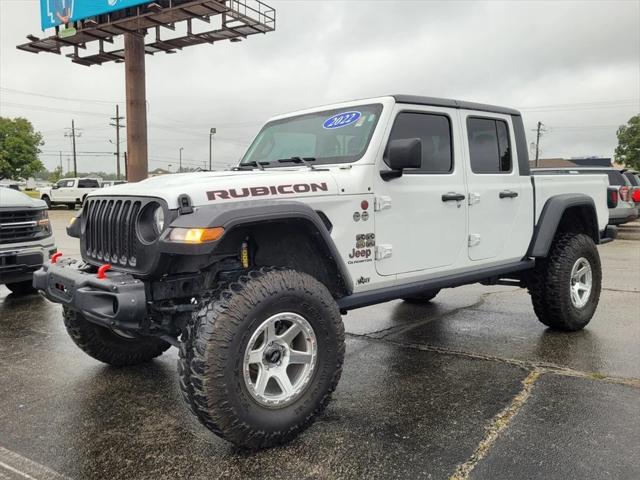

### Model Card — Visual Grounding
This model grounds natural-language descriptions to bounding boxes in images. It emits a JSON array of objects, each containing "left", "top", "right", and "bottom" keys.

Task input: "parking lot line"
[
  {"left": 449, "top": 369, "right": 542, "bottom": 480},
  {"left": 0, "top": 448, "right": 69, "bottom": 480}
]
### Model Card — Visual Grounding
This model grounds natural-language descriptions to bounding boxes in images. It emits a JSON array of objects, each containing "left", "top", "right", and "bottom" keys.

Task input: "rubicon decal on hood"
[{"left": 207, "top": 182, "right": 329, "bottom": 201}]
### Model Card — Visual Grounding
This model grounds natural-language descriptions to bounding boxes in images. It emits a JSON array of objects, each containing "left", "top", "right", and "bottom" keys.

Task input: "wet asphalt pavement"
[{"left": 1, "top": 209, "right": 639, "bottom": 480}]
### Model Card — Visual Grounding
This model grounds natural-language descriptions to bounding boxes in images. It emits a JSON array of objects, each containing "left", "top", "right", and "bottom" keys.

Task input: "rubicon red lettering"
[{"left": 207, "top": 182, "right": 328, "bottom": 201}]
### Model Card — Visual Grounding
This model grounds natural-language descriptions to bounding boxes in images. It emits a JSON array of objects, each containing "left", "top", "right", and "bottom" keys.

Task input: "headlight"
[
  {"left": 153, "top": 206, "right": 165, "bottom": 234},
  {"left": 137, "top": 202, "right": 165, "bottom": 244},
  {"left": 36, "top": 210, "right": 51, "bottom": 235}
]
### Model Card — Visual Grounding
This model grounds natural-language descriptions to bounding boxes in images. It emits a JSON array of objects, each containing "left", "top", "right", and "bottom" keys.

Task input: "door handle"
[
  {"left": 499, "top": 190, "right": 518, "bottom": 199},
  {"left": 441, "top": 192, "right": 466, "bottom": 202}
]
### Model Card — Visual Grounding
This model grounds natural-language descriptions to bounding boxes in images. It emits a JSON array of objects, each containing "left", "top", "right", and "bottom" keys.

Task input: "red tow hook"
[
  {"left": 97, "top": 264, "right": 112, "bottom": 279},
  {"left": 51, "top": 252, "right": 63, "bottom": 264}
]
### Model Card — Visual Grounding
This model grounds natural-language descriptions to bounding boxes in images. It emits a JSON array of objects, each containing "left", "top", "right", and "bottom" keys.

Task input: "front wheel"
[
  {"left": 178, "top": 268, "right": 345, "bottom": 449},
  {"left": 5, "top": 280, "right": 37, "bottom": 295},
  {"left": 527, "top": 233, "right": 602, "bottom": 331},
  {"left": 41, "top": 195, "right": 51, "bottom": 208},
  {"left": 63, "top": 308, "right": 171, "bottom": 366}
]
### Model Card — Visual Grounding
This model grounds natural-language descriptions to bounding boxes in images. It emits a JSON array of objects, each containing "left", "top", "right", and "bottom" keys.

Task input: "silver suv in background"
[
  {"left": 0, "top": 188, "right": 56, "bottom": 295},
  {"left": 533, "top": 168, "right": 639, "bottom": 226}
]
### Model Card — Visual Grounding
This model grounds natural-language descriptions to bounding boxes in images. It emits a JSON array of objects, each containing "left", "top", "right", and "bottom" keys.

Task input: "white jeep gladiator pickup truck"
[
  {"left": 34, "top": 95, "right": 614, "bottom": 448},
  {"left": 39, "top": 177, "right": 101, "bottom": 209}
]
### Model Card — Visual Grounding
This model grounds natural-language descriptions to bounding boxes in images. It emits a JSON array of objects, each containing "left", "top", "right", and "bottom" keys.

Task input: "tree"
[
  {"left": 49, "top": 166, "right": 64, "bottom": 183},
  {"left": 615, "top": 114, "right": 640, "bottom": 170},
  {"left": 0, "top": 117, "right": 44, "bottom": 180}
]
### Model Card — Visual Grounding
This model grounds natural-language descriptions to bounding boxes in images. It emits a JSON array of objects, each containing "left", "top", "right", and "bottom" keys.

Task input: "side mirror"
[
  {"left": 52, "top": 185, "right": 59, "bottom": 190},
  {"left": 381, "top": 138, "right": 421, "bottom": 180}
]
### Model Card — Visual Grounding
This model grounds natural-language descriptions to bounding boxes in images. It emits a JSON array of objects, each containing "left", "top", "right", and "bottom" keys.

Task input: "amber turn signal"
[{"left": 168, "top": 227, "right": 225, "bottom": 243}]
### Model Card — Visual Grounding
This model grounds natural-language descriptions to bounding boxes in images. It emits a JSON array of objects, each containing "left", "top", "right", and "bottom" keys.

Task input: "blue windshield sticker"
[{"left": 323, "top": 111, "right": 362, "bottom": 129}]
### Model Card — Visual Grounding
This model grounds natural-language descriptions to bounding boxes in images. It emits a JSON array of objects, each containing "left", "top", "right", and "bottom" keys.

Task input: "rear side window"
[
  {"left": 623, "top": 172, "right": 639, "bottom": 186},
  {"left": 602, "top": 171, "right": 626, "bottom": 186},
  {"left": 386, "top": 112, "right": 453, "bottom": 173},
  {"left": 78, "top": 179, "right": 100, "bottom": 188},
  {"left": 467, "top": 117, "right": 512, "bottom": 174}
]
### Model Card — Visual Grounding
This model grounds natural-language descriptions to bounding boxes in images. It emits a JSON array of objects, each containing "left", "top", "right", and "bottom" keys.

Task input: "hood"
[
  {"left": 90, "top": 168, "right": 340, "bottom": 209},
  {"left": 0, "top": 187, "right": 46, "bottom": 209}
]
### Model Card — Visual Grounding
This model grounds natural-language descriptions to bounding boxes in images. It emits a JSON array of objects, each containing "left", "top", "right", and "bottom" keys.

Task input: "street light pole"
[
  {"left": 179, "top": 147, "right": 184, "bottom": 173},
  {"left": 209, "top": 127, "right": 216, "bottom": 170}
]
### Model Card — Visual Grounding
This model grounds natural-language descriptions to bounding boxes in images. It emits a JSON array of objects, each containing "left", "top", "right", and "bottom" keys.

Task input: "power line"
[
  {"left": 1, "top": 101, "right": 110, "bottom": 118},
  {"left": 0, "top": 87, "right": 122, "bottom": 105}
]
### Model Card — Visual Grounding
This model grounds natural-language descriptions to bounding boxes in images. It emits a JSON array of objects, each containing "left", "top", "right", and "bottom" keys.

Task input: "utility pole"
[
  {"left": 64, "top": 120, "right": 81, "bottom": 176},
  {"left": 534, "top": 121, "right": 546, "bottom": 167},
  {"left": 179, "top": 147, "right": 184, "bottom": 173},
  {"left": 59, "top": 151, "right": 63, "bottom": 172},
  {"left": 124, "top": 32, "right": 148, "bottom": 182},
  {"left": 209, "top": 127, "right": 216, "bottom": 170},
  {"left": 110, "top": 104, "right": 125, "bottom": 179}
]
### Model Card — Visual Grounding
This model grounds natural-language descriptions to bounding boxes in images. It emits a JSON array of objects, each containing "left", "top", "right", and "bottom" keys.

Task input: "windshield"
[{"left": 241, "top": 104, "right": 383, "bottom": 167}]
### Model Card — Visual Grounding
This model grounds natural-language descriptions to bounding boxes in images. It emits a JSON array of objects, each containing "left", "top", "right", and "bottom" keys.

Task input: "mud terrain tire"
[
  {"left": 63, "top": 308, "right": 170, "bottom": 366},
  {"left": 5, "top": 280, "right": 38, "bottom": 295},
  {"left": 528, "top": 233, "right": 601, "bottom": 331},
  {"left": 178, "top": 268, "right": 345, "bottom": 449}
]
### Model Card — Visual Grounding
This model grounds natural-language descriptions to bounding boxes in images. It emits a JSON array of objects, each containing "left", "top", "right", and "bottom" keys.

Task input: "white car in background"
[{"left": 39, "top": 177, "right": 101, "bottom": 209}]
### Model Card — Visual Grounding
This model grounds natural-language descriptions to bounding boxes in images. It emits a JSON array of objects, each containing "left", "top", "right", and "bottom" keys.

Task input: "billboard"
[{"left": 40, "top": 0, "right": 150, "bottom": 30}]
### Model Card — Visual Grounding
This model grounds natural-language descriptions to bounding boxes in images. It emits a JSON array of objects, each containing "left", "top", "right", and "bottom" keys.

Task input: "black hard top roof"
[{"left": 392, "top": 95, "right": 521, "bottom": 116}]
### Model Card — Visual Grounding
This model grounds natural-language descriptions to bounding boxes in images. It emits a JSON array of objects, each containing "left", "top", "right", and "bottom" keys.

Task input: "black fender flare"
[
  {"left": 527, "top": 194, "right": 599, "bottom": 258},
  {"left": 161, "top": 200, "right": 353, "bottom": 293}
]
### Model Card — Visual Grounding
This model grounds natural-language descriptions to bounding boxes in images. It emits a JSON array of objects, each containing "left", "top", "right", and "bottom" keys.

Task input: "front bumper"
[{"left": 33, "top": 259, "right": 147, "bottom": 331}]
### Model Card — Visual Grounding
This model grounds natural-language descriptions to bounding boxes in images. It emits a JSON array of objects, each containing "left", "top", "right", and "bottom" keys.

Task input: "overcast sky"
[{"left": 1, "top": 0, "right": 639, "bottom": 174}]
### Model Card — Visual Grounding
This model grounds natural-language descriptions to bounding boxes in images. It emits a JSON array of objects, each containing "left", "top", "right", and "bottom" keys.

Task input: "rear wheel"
[
  {"left": 179, "top": 268, "right": 345, "bottom": 449},
  {"left": 403, "top": 288, "right": 441, "bottom": 304},
  {"left": 5, "top": 280, "right": 37, "bottom": 295},
  {"left": 63, "top": 308, "right": 171, "bottom": 366},
  {"left": 527, "top": 233, "right": 601, "bottom": 331}
]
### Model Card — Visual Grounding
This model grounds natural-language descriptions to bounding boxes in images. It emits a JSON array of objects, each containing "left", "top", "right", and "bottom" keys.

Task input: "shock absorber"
[{"left": 241, "top": 238, "right": 250, "bottom": 269}]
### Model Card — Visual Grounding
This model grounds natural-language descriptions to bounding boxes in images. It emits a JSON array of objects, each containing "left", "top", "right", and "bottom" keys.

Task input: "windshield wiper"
[
  {"left": 277, "top": 156, "right": 317, "bottom": 170},
  {"left": 234, "top": 160, "right": 269, "bottom": 171}
]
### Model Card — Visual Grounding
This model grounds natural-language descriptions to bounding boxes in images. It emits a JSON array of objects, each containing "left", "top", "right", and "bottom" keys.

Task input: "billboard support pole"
[{"left": 124, "top": 32, "right": 148, "bottom": 182}]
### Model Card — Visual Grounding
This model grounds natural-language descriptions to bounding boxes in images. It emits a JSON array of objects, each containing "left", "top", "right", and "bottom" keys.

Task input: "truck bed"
[{"left": 532, "top": 173, "right": 609, "bottom": 231}]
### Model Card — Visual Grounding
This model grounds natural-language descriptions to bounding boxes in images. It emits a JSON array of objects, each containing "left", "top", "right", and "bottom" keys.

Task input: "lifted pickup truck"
[
  {"left": 35, "top": 95, "right": 614, "bottom": 449},
  {"left": 39, "top": 177, "right": 101, "bottom": 209}
]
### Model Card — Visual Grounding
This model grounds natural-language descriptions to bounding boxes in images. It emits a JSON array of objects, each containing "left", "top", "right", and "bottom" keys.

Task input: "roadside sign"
[{"left": 40, "top": 0, "right": 150, "bottom": 30}]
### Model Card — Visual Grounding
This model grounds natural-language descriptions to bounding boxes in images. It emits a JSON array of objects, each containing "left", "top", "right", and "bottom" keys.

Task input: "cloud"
[{"left": 1, "top": 0, "right": 638, "bottom": 173}]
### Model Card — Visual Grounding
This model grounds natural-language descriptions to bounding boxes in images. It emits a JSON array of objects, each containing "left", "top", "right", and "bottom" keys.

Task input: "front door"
[
  {"left": 374, "top": 107, "right": 467, "bottom": 276},
  {"left": 54, "top": 179, "right": 76, "bottom": 202}
]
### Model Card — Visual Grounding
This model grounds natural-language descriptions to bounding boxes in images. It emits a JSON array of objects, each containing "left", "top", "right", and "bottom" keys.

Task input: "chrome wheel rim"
[
  {"left": 243, "top": 312, "right": 318, "bottom": 408},
  {"left": 570, "top": 257, "right": 592, "bottom": 308}
]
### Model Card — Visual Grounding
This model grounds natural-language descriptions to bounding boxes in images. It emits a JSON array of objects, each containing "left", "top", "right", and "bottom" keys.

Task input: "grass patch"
[{"left": 23, "top": 190, "right": 41, "bottom": 198}]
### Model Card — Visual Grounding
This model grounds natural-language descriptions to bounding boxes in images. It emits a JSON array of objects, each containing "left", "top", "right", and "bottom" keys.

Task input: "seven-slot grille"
[
  {"left": 84, "top": 198, "right": 142, "bottom": 267},
  {"left": 0, "top": 209, "right": 43, "bottom": 245}
]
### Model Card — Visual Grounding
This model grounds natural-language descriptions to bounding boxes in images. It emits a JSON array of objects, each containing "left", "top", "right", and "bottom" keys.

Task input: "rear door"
[
  {"left": 462, "top": 113, "right": 533, "bottom": 262},
  {"left": 78, "top": 179, "right": 100, "bottom": 198},
  {"left": 374, "top": 106, "right": 467, "bottom": 276}
]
